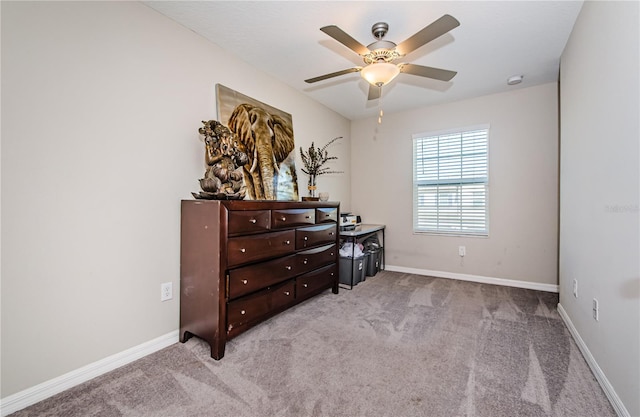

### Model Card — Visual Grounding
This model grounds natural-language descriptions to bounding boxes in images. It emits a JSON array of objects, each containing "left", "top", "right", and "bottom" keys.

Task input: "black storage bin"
[
  {"left": 339, "top": 255, "right": 367, "bottom": 286},
  {"left": 362, "top": 236, "right": 381, "bottom": 252},
  {"left": 365, "top": 248, "right": 381, "bottom": 277}
]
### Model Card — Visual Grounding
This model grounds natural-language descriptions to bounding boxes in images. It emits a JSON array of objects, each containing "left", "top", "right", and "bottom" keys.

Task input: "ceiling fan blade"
[
  {"left": 399, "top": 63, "right": 457, "bottom": 82},
  {"left": 304, "top": 67, "right": 362, "bottom": 84},
  {"left": 395, "top": 14, "right": 460, "bottom": 56},
  {"left": 367, "top": 84, "right": 381, "bottom": 100},
  {"left": 320, "top": 25, "right": 370, "bottom": 56}
]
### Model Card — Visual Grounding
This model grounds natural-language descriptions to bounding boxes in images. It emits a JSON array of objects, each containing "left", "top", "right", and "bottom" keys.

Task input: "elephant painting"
[{"left": 227, "top": 103, "right": 299, "bottom": 200}]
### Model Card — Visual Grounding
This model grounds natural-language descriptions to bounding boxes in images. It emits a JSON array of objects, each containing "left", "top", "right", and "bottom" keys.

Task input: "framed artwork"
[{"left": 216, "top": 84, "right": 299, "bottom": 201}]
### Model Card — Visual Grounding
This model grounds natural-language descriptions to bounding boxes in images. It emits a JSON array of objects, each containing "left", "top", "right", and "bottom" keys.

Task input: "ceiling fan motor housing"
[
  {"left": 363, "top": 46, "right": 400, "bottom": 64},
  {"left": 365, "top": 23, "right": 401, "bottom": 63}
]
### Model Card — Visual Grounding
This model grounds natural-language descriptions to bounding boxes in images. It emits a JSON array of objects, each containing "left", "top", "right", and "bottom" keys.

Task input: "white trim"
[
  {"left": 412, "top": 123, "right": 491, "bottom": 140},
  {"left": 0, "top": 331, "right": 179, "bottom": 417},
  {"left": 557, "top": 304, "right": 629, "bottom": 417},
  {"left": 385, "top": 265, "right": 559, "bottom": 293}
]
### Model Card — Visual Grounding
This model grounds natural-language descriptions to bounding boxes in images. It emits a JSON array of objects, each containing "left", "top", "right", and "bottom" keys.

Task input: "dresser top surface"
[{"left": 183, "top": 199, "right": 339, "bottom": 210}]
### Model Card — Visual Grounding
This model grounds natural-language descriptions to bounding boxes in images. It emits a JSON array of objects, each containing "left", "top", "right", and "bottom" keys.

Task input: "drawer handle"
[
  {"left": 303, "top": 283, "right": 308, "bottom": 288},
  {"left": 331, "top": 272, "right": 335, "bottom": 276},
  {"left": 325, "top": 214, "right": 330, "bottom": 217},
  {"left": 329, "top": 232, "right": 335, "bottom": 236},
  {"left": 249, "top": 219, "right": 257, "bottom": 224},
  {"left": 242, "top": 279, "right": 248, "bottom": 285},
  {"left": 281, "top": 216, "right": 286, "bottom": 222},
  {"left": 284, "top": 291, "right": 291, "bottom": 296},
  {"left": 285, "top": 265, "right": 292, "bottom": 270},
  {"left": 305, "top": 215, "right": 311, "bottom": 219},
  {"left": 303, "top": 236, "right": 308, "bottom": 241},
  {"left": 240, "top": 310, "right": 246, "bottom": 315},
  {"left": 284, "top": 240, "right": 291, "bottom": 245},
  {"left": 303, "top": 259, "right": 308, "bottom": 264},
  {"left": 330, "top": 252, "right": 334, "bottom": 256},
  {"left": 240, "top": 248, "right": 246, "bottom": 253}
]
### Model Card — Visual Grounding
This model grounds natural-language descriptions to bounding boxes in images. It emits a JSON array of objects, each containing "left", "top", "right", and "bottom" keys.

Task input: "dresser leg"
[
  {"left": 180, "top": 330, "right": 193, "bottom": 343},
  {"left": 210, "top": 338, "right": 226, "bottom": 360}
]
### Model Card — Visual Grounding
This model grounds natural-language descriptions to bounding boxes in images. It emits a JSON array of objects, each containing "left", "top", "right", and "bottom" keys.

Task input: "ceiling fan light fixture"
[{"left": 361, "top": 62, "right": 400, "bottom": 86}]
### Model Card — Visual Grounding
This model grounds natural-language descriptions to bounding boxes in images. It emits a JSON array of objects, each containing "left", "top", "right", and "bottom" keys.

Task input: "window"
[{"left": 413, "top": 126, "right": 489, "bottom": 235}]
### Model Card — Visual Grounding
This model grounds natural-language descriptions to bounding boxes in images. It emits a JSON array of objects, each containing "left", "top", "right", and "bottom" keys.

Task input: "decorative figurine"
[{"left": 193, "top": 120, "right": 248, "bottom": 200}]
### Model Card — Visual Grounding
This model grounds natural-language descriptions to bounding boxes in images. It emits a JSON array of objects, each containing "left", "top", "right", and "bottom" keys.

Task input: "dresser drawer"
[
  {"left": 272, "top": 209, "right": 315, "bottom": 228},
  {"left": 296, "top": 224, "right": 338, "bottom": 249},
  {"left": 297, "top": 264, "right": 337, "bottom": 299},
  {"left": 228, "top": 254, "right": 298, "bottom": 299},
  {"left": 227, "top": 280, "right": 295, "bottom": 333},
  {"left": 316, "top": 207, "right": 338, "bottom": 223},
  {"left": 228, "top": 210, "right": 270, "bottom": 234},
  {"left": 227, "top": 230, "right": 296, "bottom": 267},
  {"left": 296, "top": 244, "right": 337, "bottom": 275}
]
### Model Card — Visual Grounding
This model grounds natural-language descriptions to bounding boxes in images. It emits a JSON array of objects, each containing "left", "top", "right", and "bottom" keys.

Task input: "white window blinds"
[{"left": 413, "top": 126, "right": 489, "bottom": 235}]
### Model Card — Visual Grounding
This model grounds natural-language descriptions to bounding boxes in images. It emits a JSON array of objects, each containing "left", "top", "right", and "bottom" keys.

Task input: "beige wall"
[
  {"left": 559, "top": 1, "right": 639, "bottom": 415},
  {"left": 0, "top": 1, "right": 350, "bottom": 398},
  {"left": 351, "top": 83, "right": 559, "bottom": 287}
]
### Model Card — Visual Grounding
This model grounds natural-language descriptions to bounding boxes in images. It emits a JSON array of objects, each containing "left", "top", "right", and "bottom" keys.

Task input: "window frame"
[{"left": 412, "top": 124, "right": 490, "bottom": 237}]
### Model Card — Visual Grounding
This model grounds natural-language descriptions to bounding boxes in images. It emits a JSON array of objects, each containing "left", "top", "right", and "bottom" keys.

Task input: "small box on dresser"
[{"left": 180, "top": 199, "right": 340, "bottom": 359}]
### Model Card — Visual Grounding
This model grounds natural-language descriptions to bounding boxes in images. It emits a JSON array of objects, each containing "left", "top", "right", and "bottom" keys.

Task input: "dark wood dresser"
[{"left": 180, "top": 200, "right": 340, "bottom": 359}]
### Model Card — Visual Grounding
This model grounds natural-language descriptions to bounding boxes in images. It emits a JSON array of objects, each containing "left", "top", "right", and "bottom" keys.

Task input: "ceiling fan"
[{"left": 305, "top": 15, "right": 460, "bottom": 100}]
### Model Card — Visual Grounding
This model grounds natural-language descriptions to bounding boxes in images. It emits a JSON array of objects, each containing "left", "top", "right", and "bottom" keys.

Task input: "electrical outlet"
[
  {"left": 459, "top": 246, "right": 466, "bottom": 257},
  {"left": 572, "top": 279, "right": 578, "bottom": 298},
  {"left": 592, "top": 298, "right": 599, "bottom": 321},
  {"left": 161, "top": 282, "right": 173, "bottom": 301}
]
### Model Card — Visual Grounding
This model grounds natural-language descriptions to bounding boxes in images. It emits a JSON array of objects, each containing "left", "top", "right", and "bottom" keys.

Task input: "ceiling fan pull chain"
[{"left": 378, "top": 86, "right": 384, "bottom": 124}]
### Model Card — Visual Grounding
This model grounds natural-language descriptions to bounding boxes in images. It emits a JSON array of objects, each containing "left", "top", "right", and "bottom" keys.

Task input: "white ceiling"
[{"left": 144, "top": 1, "right": 583, "bottom": 120}]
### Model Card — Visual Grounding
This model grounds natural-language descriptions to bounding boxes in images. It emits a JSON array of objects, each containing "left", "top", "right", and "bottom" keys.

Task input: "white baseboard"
[
  {"left": 557, "top": 304, "right": 629, "bottom": 417},
  {"left": 0, "top": 330, "right": 179, "bottom": 417},
  {"left": 384, "top": 265, "right": 559, "bottom": 293}
]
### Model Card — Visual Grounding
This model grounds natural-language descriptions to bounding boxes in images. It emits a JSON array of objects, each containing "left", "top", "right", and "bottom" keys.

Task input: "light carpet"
[{"left": 11, "top": 271, "right": 615, "bottom": 416}]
